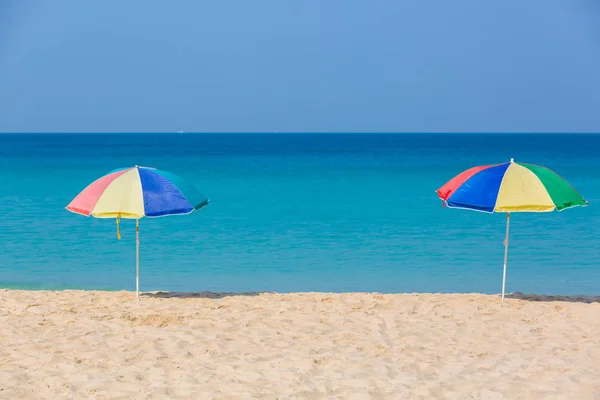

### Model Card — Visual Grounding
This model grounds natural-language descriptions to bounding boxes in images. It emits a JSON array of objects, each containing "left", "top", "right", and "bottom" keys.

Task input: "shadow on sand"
[
  {"left": 141, "top": 291, "right": 265, "bottom": 299},
  {"left": 140, "top": 291, "right": 600, "bottom": 303},
  {"left": 506, "top": 292, "right": 600, "bottom": 304}
]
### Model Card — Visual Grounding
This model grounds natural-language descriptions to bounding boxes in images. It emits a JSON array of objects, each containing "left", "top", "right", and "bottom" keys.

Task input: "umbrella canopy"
[
  {"left": 437, "top": 159, "right": 587, "bottom": 213},
  {"left": 66, "top": 166, "right": 208, "bottom": 219},
  {"left": 437, "top": 159, "right": 587, "bottom": 302},
  {"left": 66, "top": 166, "right": 209, "bottom": 299}
]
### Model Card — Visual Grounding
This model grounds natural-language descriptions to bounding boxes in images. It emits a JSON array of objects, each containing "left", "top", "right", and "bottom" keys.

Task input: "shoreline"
[
  {"left": 1, "top": 290, "right": 599, "bottom": 398},
  {"left": 2, "top": 288, "right": 600, "bottom": 302}
]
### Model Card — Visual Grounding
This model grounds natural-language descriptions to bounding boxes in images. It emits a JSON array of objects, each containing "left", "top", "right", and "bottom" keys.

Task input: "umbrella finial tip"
[{"left": 510, "top": 158, "right": 514, "bottom": 163}]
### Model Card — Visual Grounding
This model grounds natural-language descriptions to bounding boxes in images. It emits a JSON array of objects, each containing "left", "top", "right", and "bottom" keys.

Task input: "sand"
[{"left": 0, "top": 290, "right": 599, "bottom": 399}]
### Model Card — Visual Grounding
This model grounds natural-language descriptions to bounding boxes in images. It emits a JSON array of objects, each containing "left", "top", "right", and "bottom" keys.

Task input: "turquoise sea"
[{"left": 0, "top": 133, "right": 598, "bottom": 295}]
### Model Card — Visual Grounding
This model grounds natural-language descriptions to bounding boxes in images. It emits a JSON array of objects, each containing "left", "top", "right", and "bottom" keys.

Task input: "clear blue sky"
[{"left": 1, "top": 0, "right": 600, "bottom": 133}]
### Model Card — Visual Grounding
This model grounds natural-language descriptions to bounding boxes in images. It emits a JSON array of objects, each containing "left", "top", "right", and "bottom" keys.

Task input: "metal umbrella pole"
[
  {"left": 501, "top": 212, "right": 510, "bottom": 303},
  {"left": 136, "top": 218, "right": 140, "bottom": 300}
]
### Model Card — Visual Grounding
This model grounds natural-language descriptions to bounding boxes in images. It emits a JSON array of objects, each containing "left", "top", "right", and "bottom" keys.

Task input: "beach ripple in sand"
[{"left": 0, "top": 290, "right": 599, "bottom": 399}]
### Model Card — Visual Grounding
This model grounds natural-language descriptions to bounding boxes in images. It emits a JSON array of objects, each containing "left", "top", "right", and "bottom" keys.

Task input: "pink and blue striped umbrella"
[
  {"left": 67, "top": 165, "right": 208, "bottom": 219},
  {"left": 66, "top": 166, "right": 209, "bottom": 299}
]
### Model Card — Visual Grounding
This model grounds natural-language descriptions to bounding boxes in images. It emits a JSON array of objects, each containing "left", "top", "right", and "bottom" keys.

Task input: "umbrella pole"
[
  {"left": 501, "top": 212, "right": 511, "bottom": 303},
  {"left": 136, "top": 219, "right": 140, "bottom": 301}
]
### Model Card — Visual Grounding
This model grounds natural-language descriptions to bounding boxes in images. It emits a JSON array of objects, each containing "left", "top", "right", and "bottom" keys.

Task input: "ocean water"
[{"left": 0, "top": 133, "right": 598, "bottom": 295}]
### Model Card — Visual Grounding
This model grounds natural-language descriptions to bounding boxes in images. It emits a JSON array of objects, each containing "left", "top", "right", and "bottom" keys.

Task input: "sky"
[{"left": 1, "top": 0, "right": 600, "bottom": 133}]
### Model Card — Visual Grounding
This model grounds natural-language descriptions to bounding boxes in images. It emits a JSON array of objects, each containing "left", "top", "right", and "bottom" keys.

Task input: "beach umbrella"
[
  {"left": 436, "top": 159, "right": 587, "bottom": 302},
  {"left": 66, "top": 166, "right": 209, "bottom": 299}
]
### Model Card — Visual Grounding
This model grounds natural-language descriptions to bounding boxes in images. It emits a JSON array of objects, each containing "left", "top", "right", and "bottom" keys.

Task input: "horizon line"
[{"left": 1, "top": 132, "right": 600, "bottom": 135}]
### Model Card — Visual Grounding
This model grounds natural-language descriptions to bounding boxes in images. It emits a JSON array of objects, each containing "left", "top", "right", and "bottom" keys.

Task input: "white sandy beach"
[{"left": 0, "top": 290, "right": 599, "bottom": 399}]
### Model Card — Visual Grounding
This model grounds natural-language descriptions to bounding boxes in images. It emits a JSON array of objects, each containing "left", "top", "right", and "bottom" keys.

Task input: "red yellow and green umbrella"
[{"left": 437, "top": 159, "right": 587, "bottom": 301}]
